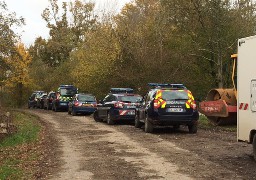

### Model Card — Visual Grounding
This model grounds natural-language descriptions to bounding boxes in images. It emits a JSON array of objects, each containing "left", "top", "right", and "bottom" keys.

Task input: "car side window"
[
  {"left": 31, "top": 94, "right": 36, "bottom": 100},
  {"left": 110, "top": 95, "right": 117, "bottom": 102},
  {"left": 50, "top": 93, "right": 55, "bottom": 98},
  {"left": 103, "top": 95, "right": 110, "bottom": 102}
]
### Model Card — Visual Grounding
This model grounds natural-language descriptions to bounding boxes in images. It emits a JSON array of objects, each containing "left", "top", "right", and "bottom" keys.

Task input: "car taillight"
[
  {"left": 154, "top": 99, "right": 160, "bottom": 109},
  {"left": 74, "top": 101, "right": 79, "bottom": 106},
  {"left": 114, "top": 102, "right": 124, "bottom": 108}
]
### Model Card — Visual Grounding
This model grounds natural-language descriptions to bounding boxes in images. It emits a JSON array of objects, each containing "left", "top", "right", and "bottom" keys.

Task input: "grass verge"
[
  {"left": 198, "top": 115, "right": 237, "bottom": 132},
  {"left": 0, "top": 111, "right": 42, "bottom": 179}
]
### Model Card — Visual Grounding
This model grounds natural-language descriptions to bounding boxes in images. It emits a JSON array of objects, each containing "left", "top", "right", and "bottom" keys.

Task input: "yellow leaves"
[{"left": 3, "top": 43, "right": 32, "bottom": 88}]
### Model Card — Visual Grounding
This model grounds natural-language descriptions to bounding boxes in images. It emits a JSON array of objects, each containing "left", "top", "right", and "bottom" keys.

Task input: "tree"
[
  {"left": 0, "top": 1, "right": 24, "bottom": 84},
  {"left": 39, "top": 0, "right": 96, "bottom": 67},
  {"left": 4, "top": 43, "right": 32, "bottom": 107},
  {"left": 161, "top": 0, "right": 256, "bottom": 89}
]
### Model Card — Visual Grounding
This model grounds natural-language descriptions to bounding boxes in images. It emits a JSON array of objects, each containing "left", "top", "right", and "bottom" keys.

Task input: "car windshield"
[
  {"left": 160, "top": 90, "right": 188, "bottom": 101},
  {"left": 78, "top": 95, "right": 95, "bottom": 102},
  {"left": 35, "top": 93, "right": 44, "bottom": 98},
  {"left": 60, "top": 88, "right": 77, "bottom": 96},
  {"left": 118, "top": 95, "right": 142, "bottom": 103}
]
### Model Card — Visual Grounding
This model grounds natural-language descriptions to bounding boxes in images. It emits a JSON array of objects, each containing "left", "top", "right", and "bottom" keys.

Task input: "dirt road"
[{"left": 26, "top": 109, "right": 256, "bottom": 179}]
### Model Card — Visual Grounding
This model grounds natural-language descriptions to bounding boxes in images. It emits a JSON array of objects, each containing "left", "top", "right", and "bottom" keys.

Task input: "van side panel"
[{"left": 237, "top": 35, "right": 256, "bottom": 142}]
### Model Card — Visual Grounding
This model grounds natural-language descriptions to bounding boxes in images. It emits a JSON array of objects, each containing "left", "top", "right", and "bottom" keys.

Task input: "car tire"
[
  {"left": 173, "top": 125, "right": 180, "bottom": 130},
  {"left": 135, "top": 113, "right": 143, "bottom": 128},
  {"left": 71, "top": 108, "right": 76, "bottom": 116},
  {"left": 68, "top": 108, "right": 71, "bottom": 115},
  {"left": 93, "top": 111, "right": 102, "bottom": 122},
  {"left": 53, "top": 104, "right": 58, "bottom": 112},
  {"left": 145, "top": 115, "right": 154, "bottom": 133},
  {"left": 107, "top": 112, "right": 114, "bottom": 125},
  {"left": 253, "top": 134, "right": 256, "bottom": 161},
  {"left": 188, "top": 124, "right": 197, "bottom": 134}
]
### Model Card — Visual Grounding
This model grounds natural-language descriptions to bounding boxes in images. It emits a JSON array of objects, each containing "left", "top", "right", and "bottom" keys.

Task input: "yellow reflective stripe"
[
  {"left": 186, "top": 102, "right": 190, "bottom": 108},
  {"left": 186, "top": 100, "right": 191, "bottom": 108},
  {"left": 155, "top": 91, "right": 162, "bottom": 99},
  {"left": 161, "top": 101, "right": 166, "bottom": 108}
]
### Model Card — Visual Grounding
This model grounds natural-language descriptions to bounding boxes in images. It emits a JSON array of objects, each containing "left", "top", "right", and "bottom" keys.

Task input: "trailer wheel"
[{"left": 253, "top": 134, "right": 256, "bottom": 161}]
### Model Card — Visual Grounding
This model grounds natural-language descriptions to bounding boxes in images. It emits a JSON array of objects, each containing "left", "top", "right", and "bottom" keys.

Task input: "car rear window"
[
  {"left": 160, "top": 90, "right": 188, "bottom": 101},
  {"left": 118, "top": 95, "right": 142, "bottom": 103},
  {"left": 78, "top": 95, "right": 95, "bottom": 102},
  {"left": 60, "top": 88, "right": 77, "bottom": 96}
]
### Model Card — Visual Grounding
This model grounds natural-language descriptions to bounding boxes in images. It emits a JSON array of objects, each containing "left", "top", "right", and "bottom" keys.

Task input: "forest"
[{"left": 1, "top": 0, "right": 256, "bottom": 107}]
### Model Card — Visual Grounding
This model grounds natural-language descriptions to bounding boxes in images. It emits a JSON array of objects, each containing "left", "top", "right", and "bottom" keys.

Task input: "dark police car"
[
  {"left": 93, "top": 88, "right": 142, "bottom": 125},
  {"left": 135, "top": 83, "right": 199, "bottom": 133},
  {"left": 68, "top": 93, "right": 97, "bottom": 116},
  {"left": 28, "top": 91, "right": 45, "bottom": 108},
  {"left": 43, "top": 91, "right": 56, "bottom": 110},
  {"left": 52, "top": 85, "right": 78, "bottom": 111}
]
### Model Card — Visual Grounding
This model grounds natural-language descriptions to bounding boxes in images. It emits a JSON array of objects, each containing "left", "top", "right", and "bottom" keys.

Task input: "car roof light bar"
[
  {"left": 59, "top": 85, "right": 76, "bottom": 87},
  {"left": 110, "top": 88, "right": 134, "bottom": 94},
  {"left": 148, "top": 83, "right": 187, "bottom": 89}
]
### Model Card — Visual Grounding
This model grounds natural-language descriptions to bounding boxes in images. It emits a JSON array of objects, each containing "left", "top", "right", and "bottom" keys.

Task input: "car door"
[
  {"left": 69, "top": 95, "right": 76, "bottom": 111},
  {"left": 29, "top": 93, "right": 36, "bottom": 107},
  {"left": 98, "top": 95, "right": 115, "bottom": 118}
]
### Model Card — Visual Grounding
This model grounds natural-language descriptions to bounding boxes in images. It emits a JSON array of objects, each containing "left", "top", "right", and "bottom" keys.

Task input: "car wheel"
[
  {"left": 135, "top": 113, "right": 143, "bottom": 128},
  {"left": 145, "top": 115, "right": 154, "bottom": 133},
  {"left": 253, "top": 134, "right": 256, "bottom": 161},
  {"left": 107, "top": 112, "right": 114, "bottom": 125},
  {"left": 53, "top": 104, "right": 58, "bottom": 112},
  {"left": 173, "top": 125, "right": 180, "bottom": 130},
  {"left": 68, "top": 108, "right": 71, "bottom": 115},
  {"left": 188, "top": 124, "right": 197, "bottom": 134},
  {"left": 93, "top": 111, "right": 102, "bottom": 122},
  {"left": 71, "top": 108, "right": 77, "bottom": 116}
]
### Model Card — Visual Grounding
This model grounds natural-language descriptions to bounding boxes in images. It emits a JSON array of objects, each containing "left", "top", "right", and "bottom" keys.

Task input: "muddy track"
[{"left": 26, "top": 109, "right": 256, "bottom": 179}]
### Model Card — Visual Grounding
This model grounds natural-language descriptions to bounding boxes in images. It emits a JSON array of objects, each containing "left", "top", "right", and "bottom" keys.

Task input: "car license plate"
[
  {"left": 83, "top": 104, "right": 91, "bottom": 107},
  {"left": 167, "top": 108, "right": 184, "bottom": 112},
  {"left": 126, "top": 106, "right": 136, "bottom": 108},
  {"left": 60, "top": 103, "right": 67, "bottom": 106}
]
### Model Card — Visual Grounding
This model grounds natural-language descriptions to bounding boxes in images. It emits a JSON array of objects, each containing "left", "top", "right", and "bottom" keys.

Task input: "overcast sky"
[{"left": 5, "top": 0, "right": 132, "bottom": 46}]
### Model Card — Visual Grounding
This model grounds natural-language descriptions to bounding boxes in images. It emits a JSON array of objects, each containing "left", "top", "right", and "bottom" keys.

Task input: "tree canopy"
[{"left": 2, "top": 0, "right": 256, "bottom": 106}]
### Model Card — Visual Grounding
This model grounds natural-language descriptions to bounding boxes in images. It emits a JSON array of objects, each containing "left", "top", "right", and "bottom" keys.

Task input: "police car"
[
  {"left": 93, "top": 88, "right": 143, "bottom": 125},
  {"left": 135, "top": 83, "right": 199, "bottom": 133},
  {"left": 52, "top": 85, "right": 78, "bottom": 111}
]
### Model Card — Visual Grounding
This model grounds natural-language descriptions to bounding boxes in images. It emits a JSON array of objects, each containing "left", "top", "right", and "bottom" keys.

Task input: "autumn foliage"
[{"left": 2, "top": 0, "right": 256, "bottom": 106}]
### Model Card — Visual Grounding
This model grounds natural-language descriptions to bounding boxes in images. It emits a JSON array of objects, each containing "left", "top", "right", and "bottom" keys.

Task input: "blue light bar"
[
  {"left": 59, "top": 85, "right": 75, "bottom": 87},
  {"left": 148, "top": 83, "right": 186, "bottom": 89},
  {"left": 110, "top": 88, "right": 134, "bottom": 94}
]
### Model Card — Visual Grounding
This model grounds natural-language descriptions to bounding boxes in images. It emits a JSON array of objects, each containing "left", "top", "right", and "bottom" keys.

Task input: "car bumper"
[
  {"left": 111, "top": 109, "right": 136, "bottom": 121},
  {"left": 73, "top": 106, "right": 96, "bottom": 113},
  {"left": 150, "top": 112, "right": 199, "bottom": 126},
  {"left": 57, "top": 101, "right": 69, "bottom": 109}
]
